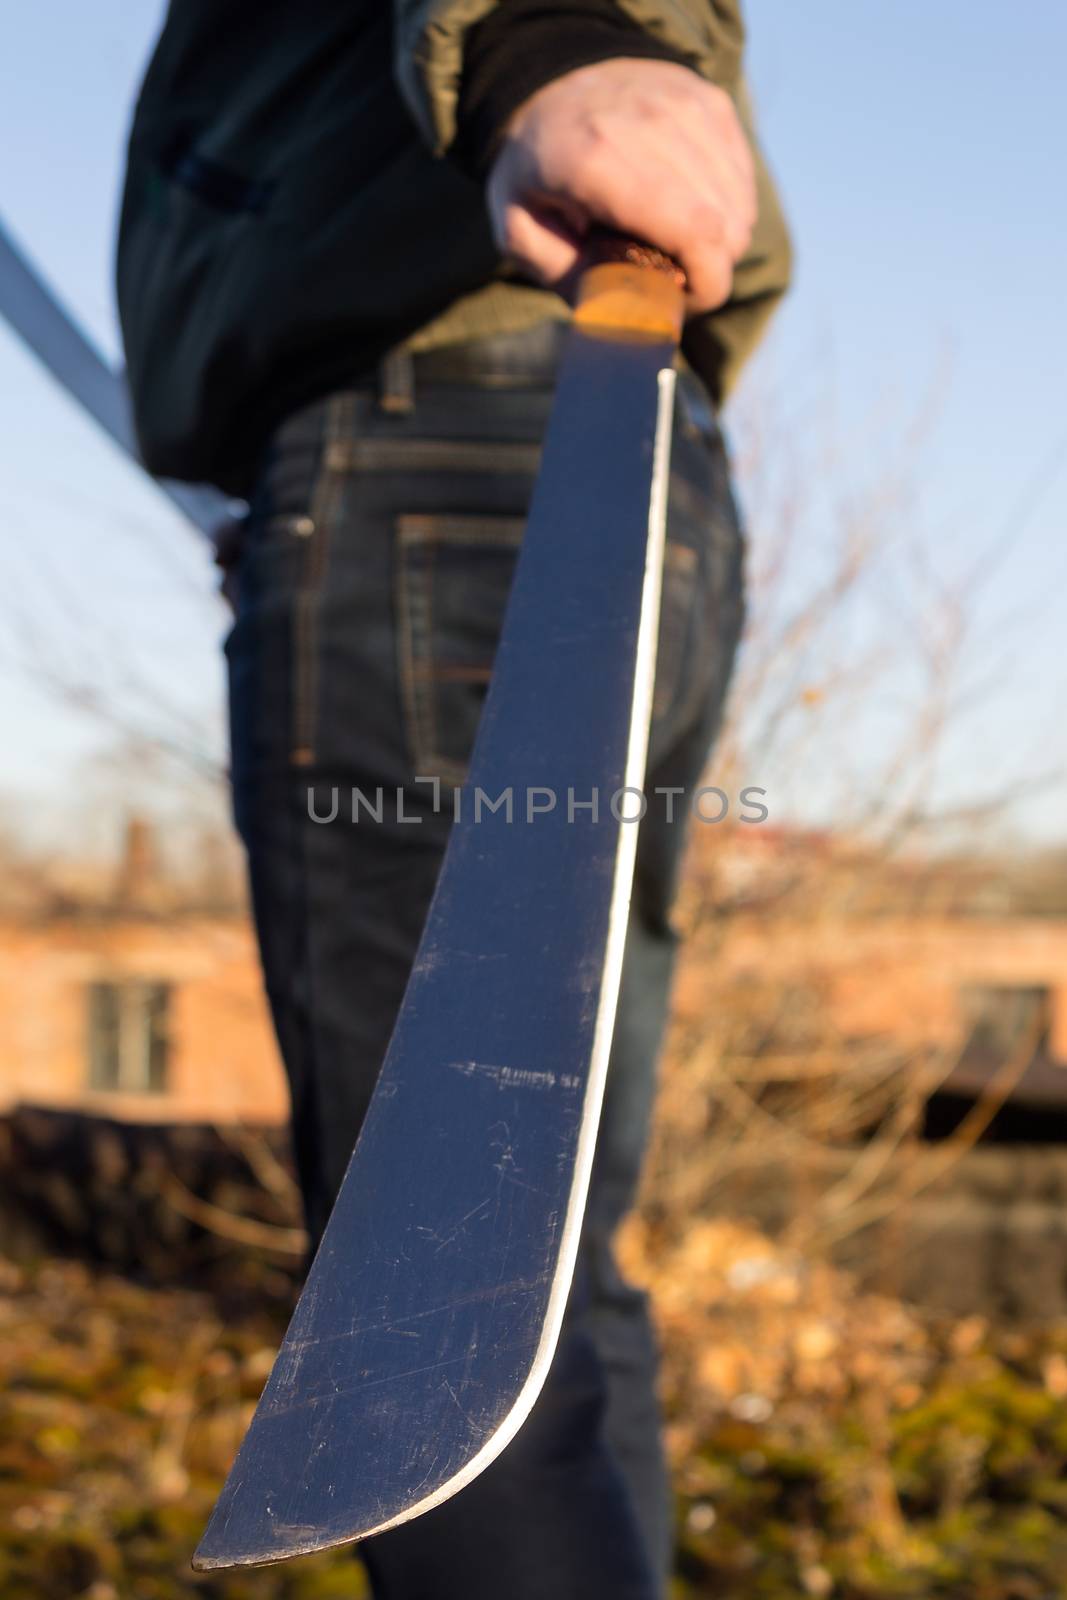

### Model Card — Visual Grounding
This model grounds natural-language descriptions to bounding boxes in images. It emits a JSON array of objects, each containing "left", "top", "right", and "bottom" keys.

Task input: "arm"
[{"left": 394, "top": 0, "right": 790, "bottom": 380}]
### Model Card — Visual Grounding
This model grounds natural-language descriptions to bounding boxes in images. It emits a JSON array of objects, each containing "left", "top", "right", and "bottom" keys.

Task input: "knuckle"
[
  {"left": 689, "top": 248, "right": 733, "bottom": 310},
  {"left": 726, "top": 209, "right": 755, "bottom": 259},
  {"left": 575, "top": 111, "right": 614, "bottom": 157},
  {"left": 691, "top": 203, "right": 727, "bottom": 245},
  {"left": 701, "top": 81, "right": 735, "bottom": 120}
]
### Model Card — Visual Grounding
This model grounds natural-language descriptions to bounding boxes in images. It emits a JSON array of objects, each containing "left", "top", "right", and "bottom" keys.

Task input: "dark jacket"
[{"left": 117, "top": 0, "right": 791, "bottom": 492}]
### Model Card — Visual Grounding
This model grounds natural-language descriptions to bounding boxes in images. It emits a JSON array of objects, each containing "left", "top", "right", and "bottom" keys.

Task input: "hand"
[{"left": 485, "top": 58, "right": 757, "bottom": 314}]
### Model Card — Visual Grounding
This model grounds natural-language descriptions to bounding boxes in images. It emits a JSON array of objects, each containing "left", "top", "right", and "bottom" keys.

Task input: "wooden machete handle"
[{"left": 574, "top": 230, "right": 685, "bottom": 342}]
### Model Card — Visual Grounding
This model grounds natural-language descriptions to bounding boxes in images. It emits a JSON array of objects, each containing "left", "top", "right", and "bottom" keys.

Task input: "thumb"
[{"left": 491, "top": 197, "right": 585, "bottom": 288}]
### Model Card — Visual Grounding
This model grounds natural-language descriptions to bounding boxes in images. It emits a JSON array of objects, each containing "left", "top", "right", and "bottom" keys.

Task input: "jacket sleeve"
[
  {"left": 393, "top": 0, "right": 746, "bottom": 153},
  {"left": 452, "top": 0, "right": 697, "bottom": 178},
  {"left": 392, "top": 0, "right": 791, "bottom": 397}
]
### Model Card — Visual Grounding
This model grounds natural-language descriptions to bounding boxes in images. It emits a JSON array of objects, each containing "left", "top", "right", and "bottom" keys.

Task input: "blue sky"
[{"left": 0, "top": 0, "right": 1064, "bottom": 846}]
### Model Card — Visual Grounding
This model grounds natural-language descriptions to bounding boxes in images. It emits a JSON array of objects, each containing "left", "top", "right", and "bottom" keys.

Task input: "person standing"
[{"left": 118, "top": 3, "right": 790, "bottom": 1594}]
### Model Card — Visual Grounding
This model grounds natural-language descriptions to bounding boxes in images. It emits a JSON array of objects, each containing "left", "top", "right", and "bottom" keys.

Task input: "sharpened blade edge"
[{"left": 502, "top": 363, "right": 678, "bottom": 1467}]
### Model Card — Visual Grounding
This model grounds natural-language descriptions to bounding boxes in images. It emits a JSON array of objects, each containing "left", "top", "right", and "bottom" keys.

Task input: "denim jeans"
[{"left": 226, "top": 323, "right": 744, "bottom": 1599}]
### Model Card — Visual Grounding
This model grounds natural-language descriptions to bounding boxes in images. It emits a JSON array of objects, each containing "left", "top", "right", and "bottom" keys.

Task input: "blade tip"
[{"left": 192, "top": 1516, "right": 361, "bottom": 1570}]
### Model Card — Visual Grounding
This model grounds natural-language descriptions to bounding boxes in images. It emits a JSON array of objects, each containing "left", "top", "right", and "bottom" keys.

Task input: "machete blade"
[
  {"left": 195, "top": 311, "right": 678, "bottom": 1566},
  {"left": 187, "top": 254, "right": 683, "bottom": 1566},
  {"left": 0, "top": 206, "right": 686, "bottom": 1567}
]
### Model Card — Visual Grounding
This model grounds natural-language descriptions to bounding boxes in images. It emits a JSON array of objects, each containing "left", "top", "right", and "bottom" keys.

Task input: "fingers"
[
  {"left": 566, "top": 124, "right": 752, "bottom": 309},
  {"left": 487, "top": 59, "right": 759, "bottom": 315},
  {"left": 625, "top": 86, "right": 756, "bottom": 257}
]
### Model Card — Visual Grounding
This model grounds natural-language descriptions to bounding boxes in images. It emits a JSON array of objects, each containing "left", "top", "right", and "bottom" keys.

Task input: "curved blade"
[{"left": 195, "top": 326, "right": 676, "bottom": 1568}]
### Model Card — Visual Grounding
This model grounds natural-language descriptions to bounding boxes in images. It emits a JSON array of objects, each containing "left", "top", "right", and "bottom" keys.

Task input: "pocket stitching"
[{"left": 395, "top": 513, "right": 525, "bottom": 783}]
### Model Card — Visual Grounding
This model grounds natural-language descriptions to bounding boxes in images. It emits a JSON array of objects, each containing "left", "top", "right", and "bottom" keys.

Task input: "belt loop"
[{"left": 378, "top": 346, "right": 415, "bottom": 415}]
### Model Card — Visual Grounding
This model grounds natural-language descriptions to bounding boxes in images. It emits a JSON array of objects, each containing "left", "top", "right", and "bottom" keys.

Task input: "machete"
[
  {"left": 0, "top": 212, "right": 684, "bottom": 1562},
  {"left": 0, "top": 214, "right": 233, "bottom": 539},
  {"left": 195, "top": 240, "right": 685, "bottom": 1567}
]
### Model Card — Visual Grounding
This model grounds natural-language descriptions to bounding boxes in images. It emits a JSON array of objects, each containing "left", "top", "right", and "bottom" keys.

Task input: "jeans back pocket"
[{"left": 395, "top": 514, "right": 526, "bottom": 784}]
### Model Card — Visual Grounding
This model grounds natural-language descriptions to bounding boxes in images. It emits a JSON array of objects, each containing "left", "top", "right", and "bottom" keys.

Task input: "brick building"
[
  {"left": 1, "top": 822, "right": 1064, "bottom": 1127},
  {"left": 0, "top": 912, "right": 287, "bottom": 1125}
]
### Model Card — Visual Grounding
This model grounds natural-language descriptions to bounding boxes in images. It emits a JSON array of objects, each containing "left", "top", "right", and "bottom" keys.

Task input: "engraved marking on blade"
[{"left": 448, "top": 1060, "right": 581, "bottom": 1092}]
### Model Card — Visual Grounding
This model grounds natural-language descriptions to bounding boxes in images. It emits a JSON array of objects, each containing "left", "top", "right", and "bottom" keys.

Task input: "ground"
[{"left": 4, "top": 1227, "right": 1067, "bottom": 1600}]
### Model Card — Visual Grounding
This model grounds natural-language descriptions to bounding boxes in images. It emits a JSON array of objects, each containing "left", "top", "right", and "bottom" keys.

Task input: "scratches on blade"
[{"left": 193, "top": 331, "right": 678, "bottom": 1573}]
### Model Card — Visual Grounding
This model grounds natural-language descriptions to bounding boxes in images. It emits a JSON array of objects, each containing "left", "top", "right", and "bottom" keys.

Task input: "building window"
[
  {"left": 960, "top": 983, "right": 1051, "bottom": 1057},
  {"left": 87, "top": 981, "right": 171, "bottom": 1094}
]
